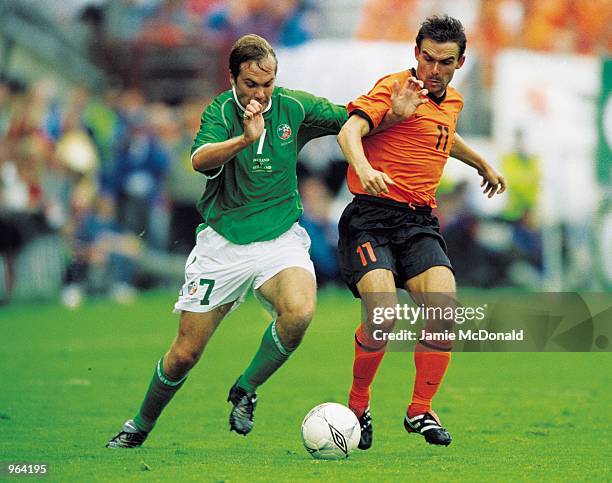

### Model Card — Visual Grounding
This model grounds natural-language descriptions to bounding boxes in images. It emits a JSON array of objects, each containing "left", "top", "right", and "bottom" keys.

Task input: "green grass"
[{"left": 1, "top": 288, "right": 610, "bottom": 481}]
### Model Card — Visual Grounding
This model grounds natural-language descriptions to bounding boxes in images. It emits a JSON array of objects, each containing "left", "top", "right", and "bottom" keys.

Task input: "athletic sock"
[
  {"left": 238, "top": 320, "right": 293, "bottom": 393},
  {"left": 349, "top": 325, "right": 386, "bottom": 418},
  {"left": 407, "top": 343, "right": 451, "bottom": 417},
  {"left": 133, "top": 357, "right": 187, "bottom": 433}
]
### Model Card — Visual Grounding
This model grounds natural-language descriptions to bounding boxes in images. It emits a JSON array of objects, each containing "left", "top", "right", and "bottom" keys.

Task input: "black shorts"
[{"left": 338, "top": 195, "right": 453, "bottom": 298}]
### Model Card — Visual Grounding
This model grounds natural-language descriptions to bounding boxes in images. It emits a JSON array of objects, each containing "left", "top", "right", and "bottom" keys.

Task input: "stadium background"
[{"left": 0, "top": 1, "right": 610, "bottom": 481}]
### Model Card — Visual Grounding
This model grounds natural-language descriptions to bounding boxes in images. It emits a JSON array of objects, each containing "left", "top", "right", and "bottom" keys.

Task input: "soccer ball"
[{"left": 301, "top": 402, "right": 361, "bottom": 460}]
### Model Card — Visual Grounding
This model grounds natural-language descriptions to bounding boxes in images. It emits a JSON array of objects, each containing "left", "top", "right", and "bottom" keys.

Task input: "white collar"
[{"left": 232, "top": 86, "right": 273, "bottom": 114}]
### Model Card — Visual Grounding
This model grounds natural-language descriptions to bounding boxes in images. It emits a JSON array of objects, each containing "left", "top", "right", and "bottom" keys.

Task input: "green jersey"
[{"left": 191, "top": 86, "right": 347, "bottom": 244}]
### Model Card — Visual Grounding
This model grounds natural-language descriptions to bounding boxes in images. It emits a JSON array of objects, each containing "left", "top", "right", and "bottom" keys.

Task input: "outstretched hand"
[
  {"left": 479, "top": 167, "right": 506, "bottom": 198},
  {"left": 390, "top": 76, "right": 429, "bottom": 120}
]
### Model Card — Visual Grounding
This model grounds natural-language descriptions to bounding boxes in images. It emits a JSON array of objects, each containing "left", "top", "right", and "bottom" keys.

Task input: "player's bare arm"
[
  {"left": 451, "top": 133, "right": 506, "bottom": 198},
  {"left": 338, "top": 115, "right": 395, "bottom": 195},
  {"left": 192, "top": 99, "right": 264, "bottom": 172},
  {"left": 371, "top": 76, "right": 429, "bottom": 134}
]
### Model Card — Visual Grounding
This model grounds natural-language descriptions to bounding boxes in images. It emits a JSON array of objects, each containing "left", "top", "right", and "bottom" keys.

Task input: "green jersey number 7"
[{"left": 256, "top": 129, "right": 267, "bottom": 155}]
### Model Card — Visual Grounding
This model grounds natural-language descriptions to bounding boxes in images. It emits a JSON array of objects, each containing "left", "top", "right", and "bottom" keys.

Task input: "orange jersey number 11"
[{"left": 436, "top": 125, "right": 450, "bottom": 151}]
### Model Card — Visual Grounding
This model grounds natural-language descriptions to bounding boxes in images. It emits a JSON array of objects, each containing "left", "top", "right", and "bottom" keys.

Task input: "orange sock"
[
  {"left": 407, "top": 343, "right": 451, "bottom": 417},
  {"left": 348, "top": 325, "right": 386, "bottom": 417}
]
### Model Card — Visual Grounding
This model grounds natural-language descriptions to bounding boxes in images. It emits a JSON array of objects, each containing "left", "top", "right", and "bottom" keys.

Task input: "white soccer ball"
[{"left": 301, "top": 402, "right": 361, "bottom": 460}]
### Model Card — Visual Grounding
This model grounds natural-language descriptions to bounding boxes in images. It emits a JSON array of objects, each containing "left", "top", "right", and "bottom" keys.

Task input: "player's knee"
[
  {"left": 168, "top": 346, "right": 201, "bottom": 375},
  {"left": 284, "top": 310, "right": 313, "bottom": 337},
  {"left": 276, "top": 307, "right": 312, "bottom": 348},
  {"left": 367, "top": 305, "right": 396, "bottom": 335},
  {"left": 278, "top": 301, "right": 314, "bottom": 328}
]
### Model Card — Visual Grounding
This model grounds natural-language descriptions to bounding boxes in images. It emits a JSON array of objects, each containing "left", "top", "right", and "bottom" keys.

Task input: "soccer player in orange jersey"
[{"left": 337, "top": 15, "right": 506, "bottom": 449}]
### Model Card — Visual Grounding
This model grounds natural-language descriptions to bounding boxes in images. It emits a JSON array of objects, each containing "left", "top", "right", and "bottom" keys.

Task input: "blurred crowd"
[
  {"left": 85, "top": 0, "right": 611, "bottom": 54},
  {"left": 0, "top": 79, "right": 208, "bottom": 306},
  {"left": 99, "top": 0, "right": 318, "bottom": 48},
  {"left": 356, "top": 0, "right": 611, "bottom": 54}
]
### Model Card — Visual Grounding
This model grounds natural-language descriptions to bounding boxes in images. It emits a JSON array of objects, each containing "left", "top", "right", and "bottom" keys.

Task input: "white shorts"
[{"left": 173, "top": 222, "right": 315, "bottom": 315}]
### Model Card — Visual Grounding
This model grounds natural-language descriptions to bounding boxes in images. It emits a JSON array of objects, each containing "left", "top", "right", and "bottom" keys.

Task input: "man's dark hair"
[
  {"left": 229, "top": 34, "right": 277, "bottom": 79},
  {"left": 416, "top": 15, "right": 467, "bottom": 58}
]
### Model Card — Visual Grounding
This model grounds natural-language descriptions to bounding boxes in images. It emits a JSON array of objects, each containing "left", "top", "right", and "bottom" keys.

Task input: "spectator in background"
[
  {"left": 46, "top": 86, "right": 89, "bottom": 143},
  {"left": 204, "top": 0, "right": 315, "bottom": 47},
  {"left": 0, "top": 81, "right": 15, "bottom": 138},
  {"left": 476, "top": 0, "right": 525, "bottom": 87},
  {"left": 206, "top": 0, "right": 281, "bottom": 44},
  {"left": 138, "top": 0, "right": 198, "bottom": 46},
  {"left": 501, "top": 130, "right": 542, "bottom": 270},
  {"left": 299, "top": 176, "right": 340, "bottom": 285},
  {"left": 82, "top": 88, "right": 122, "bottom": 188},
  {"left": 0, "top": 140, "right": 23, "bottom": 302},
  {"left": 7, "top": 80, "right": 56, "bottom": 141},
  {"left": 0, "top": 135, "right": 57, "bottom": 301},
  {"left": 162, "top": 101, "right": 206, "bottom": 253},
  {"left": 275, "top": 0, "right": 318, "bottom": 47},
  {"left": 571, "top": 0, "right": 612, "bottom": 55},
  {"left": 501, "top": 131, "right": 539, "bottom": 223},
  {"left": 9, "top": 136, "right": 50, "bottom": 222},
  {"left": 62, "top": 192, "right": 142, "bottom": 309},
  {"left": 89, "top": 88, "right": 125, "bottom": 192},
  {"left": 185, "top": 0, "right": 224, "bottom": 20},
  {"left": 51, "top": 85, "right": 120, "bottom": 173},
  {"left": 522, "top": 0, "right": 575, "bottom": 53},
  {"left": 104, "top": 0, "right": 163, "bottom": 41},
  {"left": 522, "top": 0, "right": 611, "bottom": 54},
  {"left": 109, "top": 91, "right": 171, "bottom": 249},
  {"left": 355, "top": 0, "right": 418, "bottom": 42},
  {"left": 53, "top": 103, "right": 100, "bottom": 223},
  {"left": 439, "top": 181, "right": 512, "bottom": 287}
]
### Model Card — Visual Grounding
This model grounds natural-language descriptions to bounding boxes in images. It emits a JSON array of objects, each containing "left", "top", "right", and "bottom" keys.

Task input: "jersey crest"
[{"left": 277, "top": 124, "right": 292, "bottom": 140}]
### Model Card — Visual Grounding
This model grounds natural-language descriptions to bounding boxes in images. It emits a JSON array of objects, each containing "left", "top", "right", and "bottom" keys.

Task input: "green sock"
[
  {"left": 238, "top": 320, "right": 293, "bottom": 393},
  {"left": 133, "top": 357, "right": 187, "bottom": 433}
]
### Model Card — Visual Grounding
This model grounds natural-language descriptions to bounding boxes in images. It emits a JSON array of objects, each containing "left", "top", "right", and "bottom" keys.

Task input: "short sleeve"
[
  {"left": 280, "top": 88, "right": 347, "bottom": 138},
  {"left": 347, "top": 74, "right": 397, "bottom": 130},
  {"left": 190, "top": 100, "right": 231, "bottom": 157}
]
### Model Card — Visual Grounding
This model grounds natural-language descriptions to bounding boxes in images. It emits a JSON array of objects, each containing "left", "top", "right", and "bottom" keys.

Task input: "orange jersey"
[{"left": 347, "top": 69, "right": 463, "bottom": 207}]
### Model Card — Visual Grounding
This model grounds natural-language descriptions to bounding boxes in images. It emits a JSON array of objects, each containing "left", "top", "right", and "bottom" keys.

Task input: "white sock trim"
[
  {"left": 156, "top": 358, "right": 187, "bottom": 387},
  {"left": 270, "top": 320, "right": 290, "bottom": 357}
]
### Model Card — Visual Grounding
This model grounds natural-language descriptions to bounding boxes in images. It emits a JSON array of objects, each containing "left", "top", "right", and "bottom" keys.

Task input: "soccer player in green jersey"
[{"left": 106, "top": 34, "right": 348, "bottom": 447}]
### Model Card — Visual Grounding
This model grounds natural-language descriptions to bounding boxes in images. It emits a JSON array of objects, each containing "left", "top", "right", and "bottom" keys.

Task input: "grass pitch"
[{"left": 1, "top": 288, "right": 610, "bottom": 481}]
